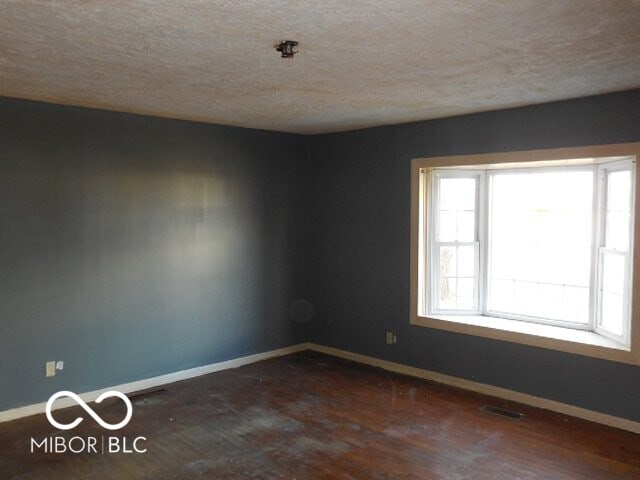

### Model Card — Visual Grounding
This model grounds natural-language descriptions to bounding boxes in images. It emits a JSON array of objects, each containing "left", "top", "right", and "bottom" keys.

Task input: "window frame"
[
  {"left": 485, "top": 165, "right": 599, "bottom": 330},
  {"left": 594, "top": 161, "right": 636, "bottom": 346},
  {"left": 410, "top": 143, "right": 640, "bottom": 365},
  {"left": 429, "top": 169, "right": 484, "bottom": 315}
]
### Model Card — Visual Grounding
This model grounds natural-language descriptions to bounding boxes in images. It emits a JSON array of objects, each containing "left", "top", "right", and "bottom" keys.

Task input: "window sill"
[{"left": 411, "top": 314, "right": 640, "bottom": 365}]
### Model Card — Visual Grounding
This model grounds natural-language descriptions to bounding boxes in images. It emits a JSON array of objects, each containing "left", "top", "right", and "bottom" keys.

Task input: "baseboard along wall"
[
  {"left": 1, "top": 342, "right": 639, "bottom": 435},
  {"left": 309, "top": 344, "right": 640, "bottom": 435},
  {"left": 0, "top": 343, "right": 310, "bottom": 424}
]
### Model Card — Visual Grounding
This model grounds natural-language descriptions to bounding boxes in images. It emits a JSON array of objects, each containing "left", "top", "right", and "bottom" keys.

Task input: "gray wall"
[
  {"left": 306, "top": 90, "right": 640, "bottom": 422},
  {"left": 3, "top": 90, "right": 640, "bottom": 422},
  {"left": 0, "top": 98, "right": 307, "bottom": 410}
]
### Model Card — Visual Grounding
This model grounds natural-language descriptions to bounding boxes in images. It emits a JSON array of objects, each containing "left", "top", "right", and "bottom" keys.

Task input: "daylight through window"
[{"left": 421, "top": 158, "right": 635, "bottom": 347}]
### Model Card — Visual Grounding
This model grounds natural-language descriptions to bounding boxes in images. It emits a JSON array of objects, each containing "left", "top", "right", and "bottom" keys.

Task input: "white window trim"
[
  {"left": 483, "top": 165, "right": 600, "bottom": 329},
  {"left": 410, "top": 143, "right": 640, "bottom": 365},
  {"left": 594, "top": 161, "right": 636, "bottom": 347},
  {"left": 429, "top": 169, "right": 484, "bottom": 314}
]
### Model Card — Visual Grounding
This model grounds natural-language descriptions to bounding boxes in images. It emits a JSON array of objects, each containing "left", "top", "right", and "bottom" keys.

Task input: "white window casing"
[{"left": 410, "top": 143, "right": 640, "bottom": 365}]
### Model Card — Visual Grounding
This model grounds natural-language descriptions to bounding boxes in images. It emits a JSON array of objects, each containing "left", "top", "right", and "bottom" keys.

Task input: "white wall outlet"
[
  {"left": 386, "top": 331, "right": 398, "bottom": 345},
  {"left": 55, "top": 360, "right": 64, "bottom": 371},
  {"left": 45, "top": 361, "right": 56, "bottom": 377}
]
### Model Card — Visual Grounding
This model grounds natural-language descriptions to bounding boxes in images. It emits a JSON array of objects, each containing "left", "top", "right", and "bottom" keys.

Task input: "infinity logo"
[{"left": 45, "top": 391, "right": 133, "bottom": 431}]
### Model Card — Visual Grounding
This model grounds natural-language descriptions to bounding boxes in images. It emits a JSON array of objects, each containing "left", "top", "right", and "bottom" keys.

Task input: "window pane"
[
  {"left": 439, "top": 246, "right": 456, "bottom": 278},
  {"left": 605, "top": 170, "right": 631, "bottom": 251},
  {"left": 606, "top": 213, "right": 629, "bottom": 251},
  {"left": 438, "top": 245, "right": 477, "bottom": 310},
  {"left": 439, "top": 278, "right": 457, "bottom": 309},
  {"left": 438, "top": 177, "right": 476, "bottom": 242},
  {"left": 607, "top": 170, "right": 631, "bottom": 212},
  {"left": 438, "top": 277, "right": 475, "bottom": 310},
  {"left": 487, "top": 170, "right": 593, "bottom": 323},
  {"left": 439, "top": 178, "right": 476, "bottom": 211},
  {"left": 456, "top": 278, "right": 475, "bottom": 309},
  {"left": 601, "top": 292, "right": 624, "bottom": 337},
  {"left": 602, "top": 253, "right": 625, "bottom": 296},
  {"left": 562, "top": 286, "right": 590, "bottom": 324},
  {"left": 458, "top": 245, "right": 475, "bottom": 277},
  {"left": 563, "top": 247, "right": 592, "bottom": 286},
  {"left": 537, "top": 283, "right": 564, "bottom": 320},
  {"left": 512, "top": 280, "right": 538, "bottom": 316},
  {"left": 489, "top": 279, "right": 514, "bottom": 313},
  {"left": 457, "top": 211, "right": 475, "bottom": 242},
  {"left": 438, "top": 210, "right": 456, "bottom": 242},
  {"left": 599, "top": 252, "right": 626, "bottom": 336}
]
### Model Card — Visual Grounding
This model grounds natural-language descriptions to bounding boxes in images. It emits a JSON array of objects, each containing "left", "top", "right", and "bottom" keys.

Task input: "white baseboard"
[
  {"left": 307, "top": 343, "right": 640, "bottom": 435},
  {"left": 0, "top": 343, "right": 311, "bottom": 424},
  {"left": 3, "top": 341, "right": 638, "bottom": 435}
]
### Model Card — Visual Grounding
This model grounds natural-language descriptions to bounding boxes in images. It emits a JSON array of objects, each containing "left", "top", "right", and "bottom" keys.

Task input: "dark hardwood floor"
[{"left": 1, "top": 351, "right": 639, "bottom": 479}]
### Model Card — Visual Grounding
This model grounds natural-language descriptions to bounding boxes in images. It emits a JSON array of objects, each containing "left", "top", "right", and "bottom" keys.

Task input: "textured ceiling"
[{"left": 1, "top": 1, "right": 640, "bottom": 134}]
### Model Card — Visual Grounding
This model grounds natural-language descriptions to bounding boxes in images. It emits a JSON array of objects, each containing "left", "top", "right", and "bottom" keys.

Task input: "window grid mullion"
[
  {"left": 588, "top": 166, "right": 604, "bottom": 332},
  {"left": 479, "top": 171, "right": 490, "bottom": 316},
  {"left": 430, "top": 171, "right": 481, "bottom": 314},
  {"left": 481, "top": 166, "right": 600, "bottom": 329},
  {"left": 594, "top": 162, "right": 634, "bottom": 345}
]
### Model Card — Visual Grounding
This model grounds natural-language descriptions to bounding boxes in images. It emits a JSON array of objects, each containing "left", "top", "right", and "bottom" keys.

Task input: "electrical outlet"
[
  {"left": 45, "top": 361, "right": 56, "bottom": 377},
  {"left": 386, "top": 331, "right": 397, "bottom": 345}
]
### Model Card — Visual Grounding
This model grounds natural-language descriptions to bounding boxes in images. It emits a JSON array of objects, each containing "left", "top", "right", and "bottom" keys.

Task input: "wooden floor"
[{"left": 1, "top": 351, "right": 639, "bottom": 479}]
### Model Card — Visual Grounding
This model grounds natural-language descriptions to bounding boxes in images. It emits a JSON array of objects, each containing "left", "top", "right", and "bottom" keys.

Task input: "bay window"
[{"left": 411, "top": 144, "right": 640, "bottom": 364}]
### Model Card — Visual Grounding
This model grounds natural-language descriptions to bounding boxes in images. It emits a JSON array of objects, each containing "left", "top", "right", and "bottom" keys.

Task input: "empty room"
[{"left": 1, "top": 1, "right": 640, "bottom": 479}]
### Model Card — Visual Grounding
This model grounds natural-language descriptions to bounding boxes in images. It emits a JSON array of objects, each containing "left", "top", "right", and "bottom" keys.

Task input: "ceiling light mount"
[{"left": 275, "top": 40, "right": 298, "bottom": 58}]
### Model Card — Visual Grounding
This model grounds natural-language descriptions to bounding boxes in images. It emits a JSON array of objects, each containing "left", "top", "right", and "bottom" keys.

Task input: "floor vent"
[
  {"left": 128, "top": 387, "right": 167, "bottom": 400},
  {"left": 480, "top": 405, "right": 524, "bottom": 420}
]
